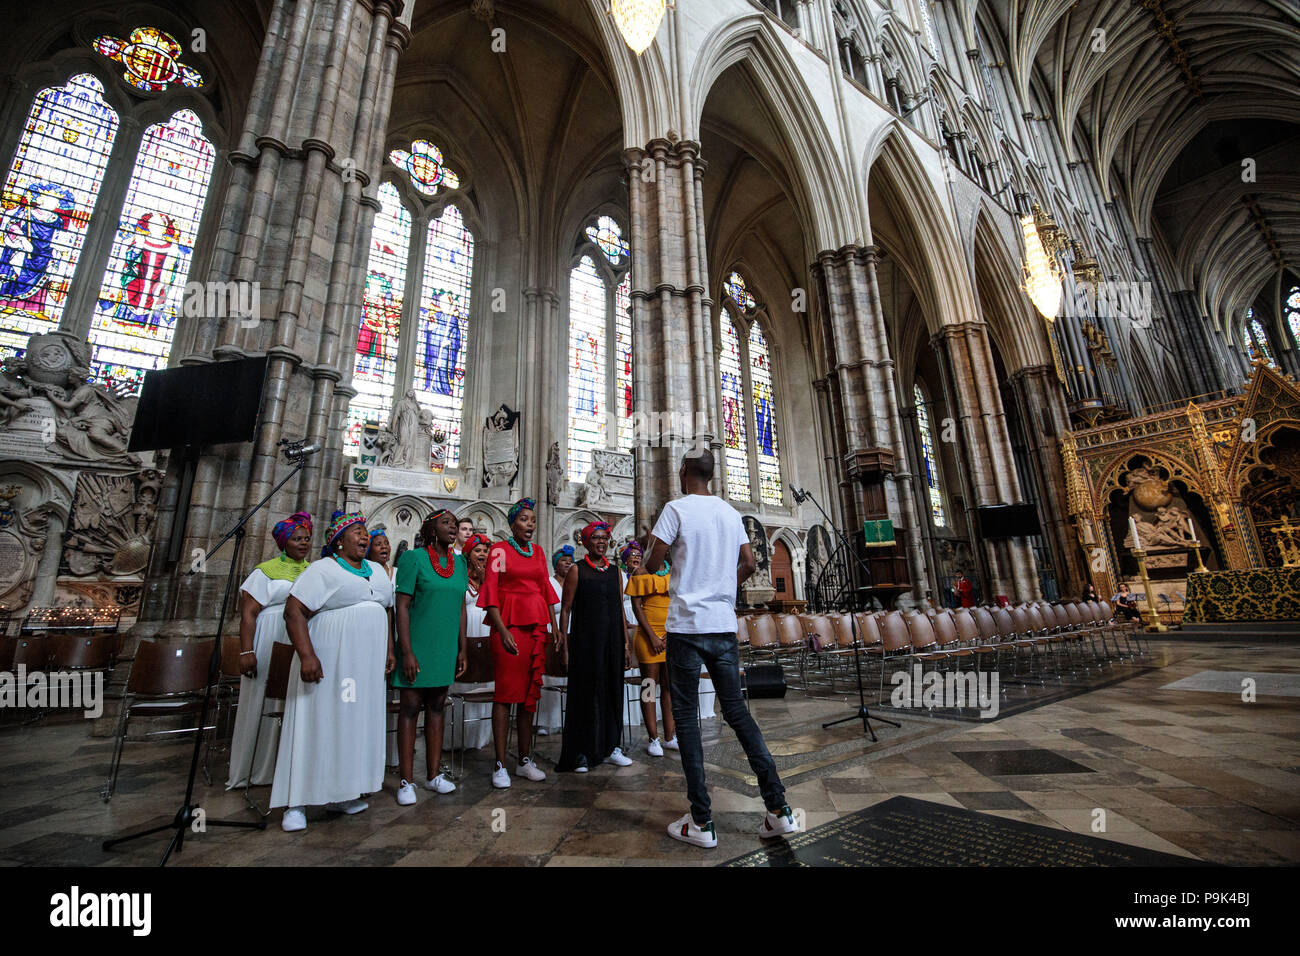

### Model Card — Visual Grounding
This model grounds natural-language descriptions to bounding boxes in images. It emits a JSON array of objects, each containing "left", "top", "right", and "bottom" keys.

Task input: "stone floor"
[{"left": 1, "top": 639, "right": 1297, "bottom": 866}]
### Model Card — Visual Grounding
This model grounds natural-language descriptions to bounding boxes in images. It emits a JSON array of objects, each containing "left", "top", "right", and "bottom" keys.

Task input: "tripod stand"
[
  {"left": 103, "top": 445, "right": 310, "bottom": 864},
  {"left": 797, "top": 488, "right": 901, "bottom": 742}
]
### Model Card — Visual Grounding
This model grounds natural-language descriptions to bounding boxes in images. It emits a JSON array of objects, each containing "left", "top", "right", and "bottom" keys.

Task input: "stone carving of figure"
[
  {"left": 1137, "top": 505, "right": 1197, "bottom": 549},
  {"left": 580, "top": 466, "right": 608, "bottom": 507},
  {"left": 0, "top": 369, "right": 34, "bottom": 424},
  {"left": 545, "top": 441, "right": 563, "bottom": 505},
  {"left": 382, "top": 389, "right": 433, "bottom": 470},
  {"left": 36, "top": 366, "right": 136, "bottom": 464}
]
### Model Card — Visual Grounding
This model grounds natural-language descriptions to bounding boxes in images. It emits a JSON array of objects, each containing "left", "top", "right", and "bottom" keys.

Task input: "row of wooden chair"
[{"left": 735, "top": 600, "right": 1147, "bottom": 708}]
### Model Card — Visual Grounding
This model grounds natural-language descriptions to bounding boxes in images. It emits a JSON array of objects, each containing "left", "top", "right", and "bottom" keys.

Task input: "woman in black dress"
[{"left": 557, "top": 520, "right": 633, "bottom": 773}]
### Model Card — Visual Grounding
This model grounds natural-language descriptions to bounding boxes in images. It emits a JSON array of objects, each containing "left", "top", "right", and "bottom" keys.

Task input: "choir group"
[{"left": 224, "top": 449, "right": 801, "bottom": 848}]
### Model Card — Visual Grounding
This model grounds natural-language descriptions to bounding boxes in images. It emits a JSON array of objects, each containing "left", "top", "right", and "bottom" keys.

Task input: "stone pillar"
[
  {"left": 625, "top": 138, "right": 715, "bottom": 532},
  {"left": 137, "top": 0, "right": 410, "bottom": 635},
  {"left": 936, "top": 321, "right": 1040, "bottom": 602}
]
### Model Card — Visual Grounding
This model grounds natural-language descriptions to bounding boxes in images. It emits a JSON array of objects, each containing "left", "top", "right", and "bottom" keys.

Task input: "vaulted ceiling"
[{"left": 971, "top": 0, "right": 1300, "bottom": 329}]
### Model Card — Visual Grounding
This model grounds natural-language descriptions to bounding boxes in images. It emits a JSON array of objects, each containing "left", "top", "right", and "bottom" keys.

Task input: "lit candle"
[
  {"left": 1188, "top": 517, "right": 1199, "bottom": 545},
  {"left": 1129, "top": 516, "right": 1142, "bottom": 550}
]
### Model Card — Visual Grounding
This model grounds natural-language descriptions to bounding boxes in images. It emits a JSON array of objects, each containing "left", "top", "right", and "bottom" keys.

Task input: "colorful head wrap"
[
  {"left": 367, "top": 523, "right": 388, "bottom": 539},
  {"left": 580, "top": 520, "right": 612, "bottom": 549},
  {"left": 507, "top": 498, "right": 535, "bottom": 526},
  {"left": 552, "top": 544, "right": 575, "bottom": 571},
  {"left": 461, "top": 532, "right": 492, "bottom": 556},
  {"left": 272, "top": 511, "right": 312, "bottom": 550},
  {"left": 321, "top": 509, "right": 366, "bottom": 557},
  {"left": 619, "top": 540, "right": 643, "bottom": 567}
]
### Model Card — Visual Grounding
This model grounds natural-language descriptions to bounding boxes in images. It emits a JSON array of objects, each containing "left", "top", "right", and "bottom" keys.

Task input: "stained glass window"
[
  {"left": 1286, "top": 285, "right": 1300, "bottom": 348},
  {"left": 615, "top": 273, "right": 633, "bottom": 450},
  {"left": 567, "top": 255, "right": 606, "bottom": 481},
  {"left": 94, "top": 27, "right": 203, "bottom": 93},
  {"left": 749, "top": 322, "right": 781, "bottom": 504},
  {"left": 724, "top": 271, "right": 756, "bottom": 312},
  {"left": 1244, "top": 312, "right": 1275, "bottom": 366},
  {"left": 414, "top": 204, "right": 474, "bottom": 468},
  {"left": 1, "top": 75, "right": 118, "bottom": 357},
  {"left": 720, "top": 314, "right": 750, "bottom": 500},
  {"left": 586, "top": 215, "right": 629, "bottom": 266},
  {"left": 915, "top": 383, "right": 946, "bottom": 526},
  {"left": 346, "top": 182, "right": 411, "bottom": 455},
  {"left": 87, "top": 110, "right": 215, "bottom": 393},
  {"left": 388, "top": 140, "right": 460, "bottom": 196}
]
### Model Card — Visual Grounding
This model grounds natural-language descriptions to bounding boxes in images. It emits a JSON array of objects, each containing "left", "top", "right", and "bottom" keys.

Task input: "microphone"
[
  {"left": 280, "top": 440, "right": 322, "bottom": 462},
  {"left": 791, "top": 486, "right": 809, "bottom": 504}
]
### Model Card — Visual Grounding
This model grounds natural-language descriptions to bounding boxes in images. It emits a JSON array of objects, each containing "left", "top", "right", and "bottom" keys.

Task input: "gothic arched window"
[
  {"left": 566, "top": 215, "right": 632, "bottom": 482},
  {"left": 914, "top": 383, "right": 946, "bottom": 527},
  {"left": 718, "top": 271, "right": 784, "bottom": 506},
  {"left": 0, "top": 74, "right": 119, "bottom": 356},
  {"left": 1242, "top": 310, "right": 1275, "bottom": 366},
  {"left": 1286, "top": 285, "right": 1300, "bottom": 348},
  {"left": 346, "top": 181, "right": 411, "bottom": 454},
  {"left": 87, "top": 109, "right": 216, "bottom": 392},
  {"left": 414, "top": 203, "right": 473, "bottom": 466}
]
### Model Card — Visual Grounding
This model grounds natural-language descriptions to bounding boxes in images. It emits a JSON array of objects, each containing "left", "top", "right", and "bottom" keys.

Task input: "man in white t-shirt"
[{"left": 643, "top": 447, "right": 799, "bottom": 849}]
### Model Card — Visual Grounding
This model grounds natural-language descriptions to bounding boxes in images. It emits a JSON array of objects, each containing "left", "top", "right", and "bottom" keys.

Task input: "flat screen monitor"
[
  {"left": 128, "top": 357, "right": 268, "bottom": 452},
  {"left": 976, "top": 503, "right": 1041, "bottom": 539}
]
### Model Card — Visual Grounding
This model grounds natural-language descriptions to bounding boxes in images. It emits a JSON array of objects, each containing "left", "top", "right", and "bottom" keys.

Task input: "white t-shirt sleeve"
[
  {"left": 288, "top": 561, "right": 341, "bottom": 614},
  {"left": 651, "top": 500, "right": 681, "bottom": 547},
  {"left": 239, "top": 568, "right": 273, "bottom": 608}
]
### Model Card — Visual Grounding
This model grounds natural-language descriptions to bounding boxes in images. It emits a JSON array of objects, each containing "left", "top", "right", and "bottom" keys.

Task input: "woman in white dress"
[
  {"left": 537, "top": 544, "right": 575, "bottom": 735},
  {"left": 226, "top": 511, "right": 313, "bottom": 789},
  {"left": 272, "top": 511, "right": 396, "bottom": 832},
  {"left": 448, "top": 532, "right": 494, "bottom": 750}
]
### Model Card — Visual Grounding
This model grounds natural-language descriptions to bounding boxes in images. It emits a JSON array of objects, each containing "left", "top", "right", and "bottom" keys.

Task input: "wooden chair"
[
  {"left": 799, "top": 614, "right": 838, "bottom": 688},
  {"left": 746, "top": 614, "right": 780, "bottom": 664},
  {"left": 772, "top": 613, "right": 810, "bottom": 688},
  {"left": 875, "top": 611, "right": 915, "bottom": 703},
  {"left": 102, "top": 639, "right": 216, "bottom": 802},
  {"left": 4, "top": 636, "right": 49, "bottom": 725},
  {"left": 242, "top": 641, "right": 294, "bottom": 816}
]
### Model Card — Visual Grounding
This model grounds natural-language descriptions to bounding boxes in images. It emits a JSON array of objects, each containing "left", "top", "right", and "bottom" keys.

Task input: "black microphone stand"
[
  {"left": 796, "top": 487, "right": 900, "bottom": 741},
  {"left": 103, "top": 441, "right": 313, "bottom": 864}
]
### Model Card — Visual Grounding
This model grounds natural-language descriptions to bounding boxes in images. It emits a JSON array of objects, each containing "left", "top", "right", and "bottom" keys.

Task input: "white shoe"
[
  {"left": 492, "top": 763, "right": 511, "bottom": 789},
  {"left": 326, "top": 798, "right": 369, "bottom": 815},
  {"left": 281, "top": 807, "right": 307, "bottom": 832},
  {"left": 646, "top": 737, "right": 664, "bottom": 757},
  {"left": 536, "top": 727, "right": 550, "bottom": 736},
  {"left": 396, "top": 781, "right": 417, "bottom": 806},
  {"left": 516, "top": 756, "right": 546, "bottom": 782},
  {"left": 425, "top": 774, "right": 456, "bottom": 794},
  {"left": 760, "top": 805, "right": 800, "bottom": 839},
  {"left": 666, "top": 812, "right": 717, "bottom": 848},
  {"left": 608, "top": 747, "right": 633, "bottom": 767},
  {"left": 663, "top": 736, "right": 680, "bottom": 751}
]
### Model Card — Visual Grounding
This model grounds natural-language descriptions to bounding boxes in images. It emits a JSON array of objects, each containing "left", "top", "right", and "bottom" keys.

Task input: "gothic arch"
[{"left": 972, "top": 205, "right": 1051, "bottom": 373}]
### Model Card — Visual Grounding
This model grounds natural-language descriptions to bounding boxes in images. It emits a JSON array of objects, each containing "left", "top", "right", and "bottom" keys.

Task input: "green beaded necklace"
[{"left": 507, "top": 536, "right": 534, "bottom": 558}]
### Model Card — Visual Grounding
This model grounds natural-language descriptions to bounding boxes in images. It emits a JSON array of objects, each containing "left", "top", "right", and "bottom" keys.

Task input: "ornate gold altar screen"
[{"left": 1060, "top": 362, "right": 1300, "bottom": 607}]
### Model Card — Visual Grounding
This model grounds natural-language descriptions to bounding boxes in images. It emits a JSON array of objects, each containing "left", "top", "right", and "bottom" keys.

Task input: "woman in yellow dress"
[{"left": 624, "top": 540, "right": 677, "bottom": 756}]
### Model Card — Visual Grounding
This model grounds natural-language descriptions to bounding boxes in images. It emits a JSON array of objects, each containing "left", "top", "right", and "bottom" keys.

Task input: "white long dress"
[
  {"left": 226, "top": 568, "right": 295, "bottom": 788},
  {"left": 271, "top": 557, "right": 394, "bottom": 809},
  {"left": 536, "top": 573, "right": 569, "bottom": 732},
  {"left": 444, "top": 581, "right": 494, "bottom": 750}
]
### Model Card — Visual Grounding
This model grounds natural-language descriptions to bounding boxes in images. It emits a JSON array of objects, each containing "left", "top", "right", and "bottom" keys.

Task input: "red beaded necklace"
[
  {"left": 584, "top": 554, "right": 610, "bottom": 571},
  {"left": 426, "top": 544, "right": 455, "bottom": 578}
]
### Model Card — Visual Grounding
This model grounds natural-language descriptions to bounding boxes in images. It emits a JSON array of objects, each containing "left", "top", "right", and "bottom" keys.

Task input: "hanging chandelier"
[
  {"left": 1021, "top": 213, "right": 1063, "bottom": 320},
  {"left": 610, "top": 0, "right": 667, "bottom": 55}
]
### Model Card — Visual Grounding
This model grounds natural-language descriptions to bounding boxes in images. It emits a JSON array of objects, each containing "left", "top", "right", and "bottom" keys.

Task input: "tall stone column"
[
  {"left": 936, "top": 321, "right": 1041, "bottom": 601},
  {"left": 137, "top": 0, "right": 410, "bottom": 635},
  {"left": 624, "top": 138, "right": 716, "bottom": 532},
  {"left": 809, "top": 244, "right": 925, "bottom": 600}
]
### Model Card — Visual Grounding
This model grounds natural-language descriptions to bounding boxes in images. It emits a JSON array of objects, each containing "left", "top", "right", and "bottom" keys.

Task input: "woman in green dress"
[{"left": 393, "top": 508, "right": 467, "bottom": 804}]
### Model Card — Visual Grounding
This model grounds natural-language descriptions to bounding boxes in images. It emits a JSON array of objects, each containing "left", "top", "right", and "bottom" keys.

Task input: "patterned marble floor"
[{"left": 1, "top": 639, "right": 1297, "bottom": 866}]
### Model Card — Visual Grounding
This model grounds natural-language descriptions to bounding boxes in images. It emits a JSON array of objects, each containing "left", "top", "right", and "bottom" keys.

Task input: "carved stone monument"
[
  {"left": 0, "top": 482, "right": 57, "bottom": 614},
  {"left": 379, "top": 388, "right": 433, "bottom": 470},
  {"left": 545, "top": 440, "right": 563, "bottom": 505},
  {"left": 579, "top": 448, "right": 633, "bottom": 508},
  {"left": 60, "top": 469, "right": 163, "bottom": 577},
  {"left": 482, "top": 403, "right": 520, "bottom": 492},
  {"left": 741, "top": 515, "right": 775, "bottom": 606}
]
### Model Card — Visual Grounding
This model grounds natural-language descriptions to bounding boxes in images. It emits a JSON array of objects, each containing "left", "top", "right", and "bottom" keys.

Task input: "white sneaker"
[
  {"left": 663, "top": 736, "right": 680, "bottom": 751},
  {"left": 492, "top": 763, "right": 511, "bottom": 789},
  {"left": 425, "top": 774, "right": 456, "bottom": 794},
  {"left": 646, "top": 737, "right": 664, "bottom": 757},
  {"left": 608, "top": 747, "right": 633, "bottom": 767},
  {"left": 760, "top": 805, "right": 800, "bottom": 839},
  {"left": 326, "top": 798, "right": 369, "bottom": 815},
  {"left": 666, "top": 812, "right": 717, "bottom": 848},
  {"left": 396, "top": 780, "right": 417, "bottom": 806},
  {"left": 516, "top": 756, "right": 546, "bottom": 782},
  {"left": 536, "top": 727, "right": 550, "bottom": 736},
  {"left": 281, "top": 807, "right": 307, "bottom": 832}
]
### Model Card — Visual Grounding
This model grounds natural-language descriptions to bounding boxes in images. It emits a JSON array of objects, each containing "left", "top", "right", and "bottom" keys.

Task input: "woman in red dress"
[{"left": 478, "top": 498, "right": 560, "bottom": 788}]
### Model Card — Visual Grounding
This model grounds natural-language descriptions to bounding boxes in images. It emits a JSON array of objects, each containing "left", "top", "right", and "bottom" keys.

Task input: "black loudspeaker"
[{"left": 741, "top": 663, "right": 787, "bottom": 699}]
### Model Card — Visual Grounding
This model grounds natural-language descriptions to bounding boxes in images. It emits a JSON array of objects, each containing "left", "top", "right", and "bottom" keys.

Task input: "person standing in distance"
[{"left": 642, "top": 447, "right": 799, "bottom": 848}]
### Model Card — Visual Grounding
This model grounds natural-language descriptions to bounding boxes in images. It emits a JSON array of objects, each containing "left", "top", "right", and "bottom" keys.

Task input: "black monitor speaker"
[
  {"left": 128, "top": 356, "right": 268, "bottom": 452},
  {"left": 976, "top": 503, "right": 1041, "bottom": 539}
]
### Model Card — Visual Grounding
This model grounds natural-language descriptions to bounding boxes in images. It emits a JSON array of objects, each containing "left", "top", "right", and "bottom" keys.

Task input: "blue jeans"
[{"left": 666, "top": 632, "right": 786, "bottom": 825}]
